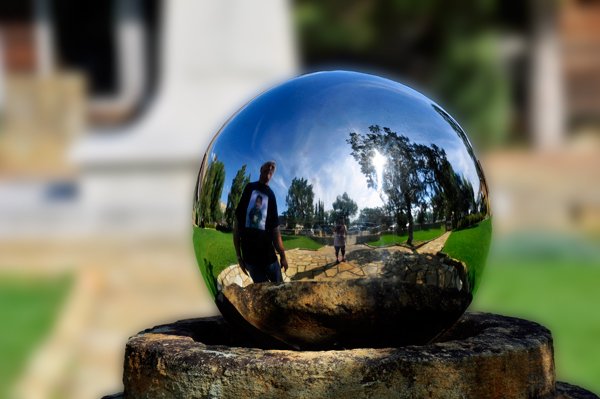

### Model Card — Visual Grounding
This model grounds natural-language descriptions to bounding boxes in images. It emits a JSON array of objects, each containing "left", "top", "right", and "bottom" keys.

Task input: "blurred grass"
[
  {"left": 470, "top": 233, "right": 600, "bottom": 395},
  {"left": 367, "top": 228, "right": 445, "bottom": 247},
  {"left": 442, "top": 217, "right": 492, "bottom": 295},
  {"left": 0, "top": 274, "right": 71, "bottom": 399}
]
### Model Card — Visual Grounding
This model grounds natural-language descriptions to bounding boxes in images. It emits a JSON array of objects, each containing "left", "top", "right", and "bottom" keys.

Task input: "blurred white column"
[
  {"left": 0, "top": 31, "right": 5, "bottom": 110},
  {"left": 530, "top": 0, "right": 565, "bottom": 151},
  {"left": 34, "top": 0, "right": 55, "bottom": 76},
  {"left": 90, "top": 0, "right": 147, "bottom": 115}
]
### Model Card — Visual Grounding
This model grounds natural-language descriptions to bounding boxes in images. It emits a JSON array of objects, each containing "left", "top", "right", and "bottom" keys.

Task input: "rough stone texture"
[
  {"left": 555, "top": 382, "right": 599, "bottom": 399},
  {"left": 220, "top": 279, "right": 472, "bottom": 350},
  {"left": 122, "top": 312, "right": 557, "bottom": 399}
]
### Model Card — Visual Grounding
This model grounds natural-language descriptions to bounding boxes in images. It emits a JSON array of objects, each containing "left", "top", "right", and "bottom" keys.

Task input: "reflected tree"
[
  {"left": 224, "top": 165, "right": 251, "bottom": 226},
  {"left": 349, "top": 124, "right": 484, "bottom": 240},
  {"left": 284, "top": 177, "right": 315, "bottom": 228},
  {"left": 414, "top": 142, "right": 461, "bottom": 228},
  {"left": 332, "top": 192, "right": 358, "bottom": 220},
  {"left": 432, "top": 104, "right": 488, "bottom": 190},
  {"left": 457, "top": 174, "right": 476, "bottom": 219},
  {"left": 416, "top": 206, "right": 427, "bottom": 225},
  {"left": 359, "top": 207, "right": 387, "bottom": 225},
  {"left": 199, "top": 154, "right": 226, "bottom": 224},
  {"left": 314, "top": 199, "right": 326, "bottom": 226},
  {"left": 348, "top": 125, "right": 425, "bottom": 245},
  {"left": 325, "top": 209, "right": 336, "bottom": 225},
  {"left": 430, "top": 191, "right": 446, "bottom": 223}
]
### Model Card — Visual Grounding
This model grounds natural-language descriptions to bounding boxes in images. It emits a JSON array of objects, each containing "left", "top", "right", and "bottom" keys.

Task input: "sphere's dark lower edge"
[
  {"left": 555, "top": 382, "right": 600, "bottom": 399},
  {"left": 121, "top": 312, "right": 565, "bottom": 399},
  {"left": 215, "top": 289, "right": 294, "bottom": 350},
  {"left": 219, "top": 279, "right": 472, "bottom": 350},
  {"left": 102, "top": 382, "right": 599, "bottom": 399}
]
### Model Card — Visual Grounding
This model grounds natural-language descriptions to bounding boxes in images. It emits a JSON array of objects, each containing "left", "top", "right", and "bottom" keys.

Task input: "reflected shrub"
[
  {"left": 216, "top": 224, "right": 233, "bottom": 233},
  {"left": 456, "top": 213, "right": 486, "bottom": 230}
]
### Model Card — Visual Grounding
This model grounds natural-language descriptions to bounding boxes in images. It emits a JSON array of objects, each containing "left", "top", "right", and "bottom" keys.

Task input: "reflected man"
[{"left": 233, "top": 161, "right": 288, "bottom": 283}]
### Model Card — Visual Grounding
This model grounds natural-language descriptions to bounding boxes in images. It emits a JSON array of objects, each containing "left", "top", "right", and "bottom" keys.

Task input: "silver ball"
[{"left": 193, "top": 71, "right": 492, "bottom": 350}]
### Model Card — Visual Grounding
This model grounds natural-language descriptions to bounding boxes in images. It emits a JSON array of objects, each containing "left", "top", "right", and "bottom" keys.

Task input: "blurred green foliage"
[
  {"left": 0, "top": 274, "right": 71, "bottom": 399},
  {"left": 470, "top": 232, "right": 600, "bottom": 395},
  {"left": 294, "top": 0, "right": 522, "bottom": 149},
  {"left": 471, "top": 261, "right": 600, "bottom": 395}
]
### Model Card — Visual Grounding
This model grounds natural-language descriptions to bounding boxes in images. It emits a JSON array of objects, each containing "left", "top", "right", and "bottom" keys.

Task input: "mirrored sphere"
[{"left": 193, "top": 71, "right": 492, "bottom": 350}]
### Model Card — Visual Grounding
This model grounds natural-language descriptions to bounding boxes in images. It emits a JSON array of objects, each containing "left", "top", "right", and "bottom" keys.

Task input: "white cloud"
[{"left": 310, "top": 155, "right": 383, "bottom": 213}]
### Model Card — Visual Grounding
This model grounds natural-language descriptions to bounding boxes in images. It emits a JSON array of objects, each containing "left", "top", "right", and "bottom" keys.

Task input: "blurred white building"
[
  {"left": 2, "top": 0, "right": 600, "bottom": 239},
  {"left": 0, "top": 0, "right": 298, "bottom": 239}
]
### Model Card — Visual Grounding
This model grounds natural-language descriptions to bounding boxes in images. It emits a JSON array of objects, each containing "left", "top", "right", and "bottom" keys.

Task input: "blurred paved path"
[{"left": 0, "top": 239, "right": 217, "bottom": 399}]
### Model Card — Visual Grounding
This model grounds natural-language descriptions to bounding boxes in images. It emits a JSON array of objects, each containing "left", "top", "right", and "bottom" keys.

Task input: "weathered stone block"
[{"left": 123, "top": 312, "right": 559, "bottom": 399}]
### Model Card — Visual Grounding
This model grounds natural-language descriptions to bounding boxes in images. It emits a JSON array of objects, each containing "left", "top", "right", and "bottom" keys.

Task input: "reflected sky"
[{"left": 205, "top": 71, "right": 482, "bottom": 217}]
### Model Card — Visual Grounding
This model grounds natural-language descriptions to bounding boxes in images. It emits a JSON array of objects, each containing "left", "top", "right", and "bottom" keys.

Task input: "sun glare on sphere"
[{"left": 373, "top": 150, "right": 386, "bottom": 186}]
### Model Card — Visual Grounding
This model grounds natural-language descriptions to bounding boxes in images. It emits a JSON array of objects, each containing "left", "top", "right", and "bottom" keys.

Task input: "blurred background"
[{"left": 0, "top": 0, "right": 599, "bottom": 398}]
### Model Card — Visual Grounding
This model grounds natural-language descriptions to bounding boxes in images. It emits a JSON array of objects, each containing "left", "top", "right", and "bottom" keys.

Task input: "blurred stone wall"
[{"left": 0, "top": 72, "right": 85, "bottom": 176}]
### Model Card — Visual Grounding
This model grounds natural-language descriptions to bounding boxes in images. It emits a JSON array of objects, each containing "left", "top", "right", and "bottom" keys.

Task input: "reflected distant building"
[{"left": 0, "top": 0, "right": 297, "bottom": 238}]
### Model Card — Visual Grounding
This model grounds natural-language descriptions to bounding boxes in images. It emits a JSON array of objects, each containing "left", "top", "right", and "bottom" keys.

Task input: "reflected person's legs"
[
  {"left": 335, "top": 246, "right": 340, "bottom": 261},
  {"left": 341, "top": 246, "right": 346, "bottom": 261},
  {"left": 264, "top": 260, "right": 284, "bottom": 282},
  {"left": 245, "top": 260, "right": 283, "bottom": 283},
  {"left": 244, "top": 261, "right": 269, "bottom": 283}
]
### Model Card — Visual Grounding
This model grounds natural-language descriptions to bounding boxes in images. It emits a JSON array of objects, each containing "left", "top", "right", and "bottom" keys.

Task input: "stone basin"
[{"left": 218, "top": 278, "right": 472, "bottom": 350}]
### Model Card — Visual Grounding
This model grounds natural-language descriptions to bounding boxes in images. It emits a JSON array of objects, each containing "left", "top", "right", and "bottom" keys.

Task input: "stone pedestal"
[{"left": 104, "top": 312, "right": 598, "bottom": 399}]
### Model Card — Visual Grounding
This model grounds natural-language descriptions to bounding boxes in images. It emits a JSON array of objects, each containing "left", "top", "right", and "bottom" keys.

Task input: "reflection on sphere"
[{"left": 193, "top": 71, "right": 492, "bottom": 350}]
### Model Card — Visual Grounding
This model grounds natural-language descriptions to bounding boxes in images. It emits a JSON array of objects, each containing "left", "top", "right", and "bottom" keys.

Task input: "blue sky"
[{"left": 201, "top": 71, "right": 483, "bottom": 219}]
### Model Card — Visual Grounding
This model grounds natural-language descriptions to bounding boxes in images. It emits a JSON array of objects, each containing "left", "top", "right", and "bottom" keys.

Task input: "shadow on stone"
[{"left": 290, "top": 260, "right": 338, "bottom": 281}]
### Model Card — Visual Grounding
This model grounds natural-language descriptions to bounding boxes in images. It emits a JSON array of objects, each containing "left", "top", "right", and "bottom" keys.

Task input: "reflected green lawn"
[
  {"left": 442, "top": 217, "right": 492, "bottom": 294},
  {"left": 0, "top": 274, "right": 71, "bottom": 398},
  {"left": 193, "top": 227, "right": 238, "bottom": 298},
  {"left": 280, "top": 234, "right": 324, "bottom": 250},
  {"left": 192, "top": 227, "right": 324, "bottom": 297},
  {"left": 367, "top": 227, "right": 445, "bottom": 247}
]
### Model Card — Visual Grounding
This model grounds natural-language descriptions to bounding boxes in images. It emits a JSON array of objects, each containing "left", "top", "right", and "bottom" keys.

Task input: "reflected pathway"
[{"left": 217, "top": 232, "right": 465, "bottom": 291}]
